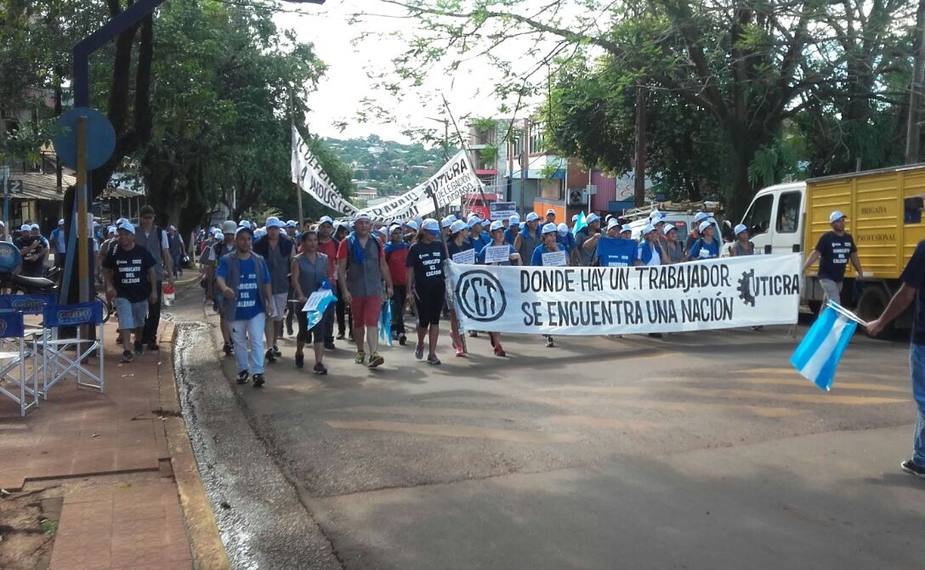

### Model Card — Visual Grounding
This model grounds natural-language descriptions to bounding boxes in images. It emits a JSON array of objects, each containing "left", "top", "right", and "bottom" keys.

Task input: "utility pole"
[
  {"left": 520, "top": 118, "right": 529, "bottom": 216},
  {"left": 633, "top": 85, "right": 647, "bottom": 207},
  {"left": 907, "top": 0, "right": 925, "bottom": 164}
]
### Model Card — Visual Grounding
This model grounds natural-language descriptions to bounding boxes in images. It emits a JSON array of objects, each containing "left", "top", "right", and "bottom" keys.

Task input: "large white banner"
[
  {"left": 446, "top": 254, "right": 801, "bottom": 335},
  {"left": 291, "top": 126, "right": 360, "bottom": 217},
  {"left": 292, "top": 126, "right": 484, "bottom": 222}
]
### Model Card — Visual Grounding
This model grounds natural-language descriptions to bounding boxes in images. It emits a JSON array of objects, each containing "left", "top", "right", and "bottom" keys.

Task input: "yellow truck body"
[{"left": 804, "top": 164, "right": 925, "bottom": 280}]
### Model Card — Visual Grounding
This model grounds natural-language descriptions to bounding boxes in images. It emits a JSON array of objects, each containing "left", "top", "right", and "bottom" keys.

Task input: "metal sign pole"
[{"left": 76, "top": 116, "right": 89, "bottom": 304}]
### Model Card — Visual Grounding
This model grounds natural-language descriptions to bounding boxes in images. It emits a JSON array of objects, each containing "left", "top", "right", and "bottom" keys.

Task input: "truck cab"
[{"left": 740, "top": 182, "right": 806, "bottom": 256}]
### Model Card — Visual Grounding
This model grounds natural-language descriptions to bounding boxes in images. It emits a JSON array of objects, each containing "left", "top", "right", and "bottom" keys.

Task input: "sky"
[{"left": 275, "top": 0, "right": 565, "bottom": 144}]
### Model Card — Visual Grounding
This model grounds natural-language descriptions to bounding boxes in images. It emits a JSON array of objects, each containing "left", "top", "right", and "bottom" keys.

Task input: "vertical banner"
[
  {"left": 446, "top": 254, "right": 802, "bottom": 335},
  {"left": 291, "top": 125, "right": 359, "bottom": 217}
]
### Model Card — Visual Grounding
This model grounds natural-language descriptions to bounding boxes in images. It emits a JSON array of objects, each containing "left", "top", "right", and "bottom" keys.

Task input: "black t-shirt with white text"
[
  {"left": 103, "top": 244, "right": 156, "bottom": 302},
  {"left": 814, "top": 231, "right": 857, "bottom": 282},
  {"left": 406, "top": 241, "right": 447, "bottom": 291},
  {"left": 902, "top": 240, "right": 925, "bottom": 345}
]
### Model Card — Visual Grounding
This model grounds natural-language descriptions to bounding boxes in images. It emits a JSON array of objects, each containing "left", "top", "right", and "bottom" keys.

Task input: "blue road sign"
[{"left": 53, "top": 107, "right": 116, "bottom": 170}]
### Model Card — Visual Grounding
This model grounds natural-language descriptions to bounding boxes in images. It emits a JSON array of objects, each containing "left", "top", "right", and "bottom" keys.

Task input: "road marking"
[
  {"left": 325, "top": 420, "right": 581, "bottom": 443},
  {"left": 674, "top": 387, "right": 907, "bottom": 406},
  {"left": 737, "top": 377, "right": 908, "bottom": 394},
  {"left": 330, "top": 406, "right": 656, "bottom": 430}
]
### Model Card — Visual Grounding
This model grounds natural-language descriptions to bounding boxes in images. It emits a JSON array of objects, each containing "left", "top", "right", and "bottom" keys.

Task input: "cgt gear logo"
[
  {"left": 454, "top": 270, "right": 507, "bottom": 322},
  {"left": 737, "top": 268, "right": 801, "bottom": 307}
]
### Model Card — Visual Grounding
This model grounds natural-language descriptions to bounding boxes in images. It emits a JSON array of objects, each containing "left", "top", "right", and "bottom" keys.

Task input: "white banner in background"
[
  {"left": 446, "top": 254, "right": 801, "bottom": 335},
  {"left": 292, "top": 126, "right": 483, "bottom": 222},
  {"left": 291, "top": 126, "right": 360, "bottom": 217}
]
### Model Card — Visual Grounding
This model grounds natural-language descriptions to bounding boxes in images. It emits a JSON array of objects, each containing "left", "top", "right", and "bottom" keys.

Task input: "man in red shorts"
[{"left": 336, "top": 213, "right": 394, "bottom": 368}]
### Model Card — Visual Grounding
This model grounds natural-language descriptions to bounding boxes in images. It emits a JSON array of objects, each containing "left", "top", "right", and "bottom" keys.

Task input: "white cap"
[
  {"left": 30, "top": 224, "right": 39, "bottom": 231},
  {"left": 662, "top": 223, "right": 677, "bottom": 236},
  {"left": 699, "top": 220, "right": 713, "bottom": 233},
  {"left": 20, "top": 224, "right": 30, "bottom": 232},
  {"left": 541, "top": 222, "right": 558, "bottom": 235},
  {"left": 57, "top": 218, "right": 64, "bottom": 225},
  {"left": 212, "top": 229, "right": 223, "bottom": 239},
  {"left": 107, "top": 225, "right": 117, "bottom": 235},
  {"left": 829, "top": 210, "right": 846, "bottom": 223},
  {"left": 693, "top": 211, "right": 709, "bottom": 224},
  {"left": 467, "top": 213, "right": 480, "bottom": 224},
  {"left": 490, "top": 220, "right": 504, "bottom": 232},
  {"left": 467, "top": 217, "right": 481, "bottom": 228},
  {"left": 481, "top": 218, "right": 491, "bottom": 227},
  {"left": 378, "top": 226, "right": 389, "bottom": 238},
  {"left": 222, "top": 220, "right": 238, "bottom": 234},
  {"left": 546, "top": 208, "right": 556, "bottom": 216},
  {"left": 254, "top": 227, "right": 267, "bottom": 239},
  {"left": 642, "top": 223, "right": 656, "bottom": 235},
  {"left": 509, "top": 214, "right": 520, "bottom": 225},
  {"left": 587, "top": 213, "right": 601, "bottom": 224},
  {"left": 355, "top": 213, "right": 371, "bottom": 222},
  {"left": 286, "top": 220, "right": 297, "bottom": 228},
  {"left": 734, "top": 223, "right": 748, "bottom": 236},
  {"left": 239, "top": 220, "right": 251, "bottom": 229},
  {"left": 606, "top": 218, "right": 621, "bottom": 231},
  {"left": 441, "top": 214, "right": 457, "bottom": 228},
  {"left": 571, "top": 214, "right": 578, "bottom": 222},
  {"left": 265, "top": 216, "right": 283, "bottom": 229},
  {"left": 404, "top": 219, "right": 420, "bottom": 231},
  {"left": 649, "top": 209, "right": 662, "bottom": 220},
  {"left": 319, "top": 215, "right": 334, "bottom": 225},
  {"left": 235, "top": 225, "right": 254, "bottom": 238},
  {"left": 557, "top": 223, "right": 569, "bottom": 236},
  {"left": 422, "top": 218, "right": 440, "bottom": 232},
  {"left": 450, "top": 220, "right": 468, "bottom": 234},
  {"left": 526, "top": 212, "right": 540, "bottom": 223},
  {"left": 621, "top": 224, "right": 633, "bottom": 234},
  {"left": 117, "top": 221, "right": 135, "bottom": 234}
]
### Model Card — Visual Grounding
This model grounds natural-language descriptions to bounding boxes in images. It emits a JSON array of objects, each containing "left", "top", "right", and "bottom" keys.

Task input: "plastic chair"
[
  {"left": 41, "top": 300, "right": 105, "bottom": 397},
  {"left": 0, "top": 310, "right": 38, "bottom": 416}
]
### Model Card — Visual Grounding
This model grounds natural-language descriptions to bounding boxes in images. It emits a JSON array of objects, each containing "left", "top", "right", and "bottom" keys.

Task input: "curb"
[{"left": 159, "top": 322, "right": 230, "bottom": 570}]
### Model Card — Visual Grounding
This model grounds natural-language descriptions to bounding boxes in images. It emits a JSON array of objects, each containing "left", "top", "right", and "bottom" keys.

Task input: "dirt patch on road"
[{"left": 0, "top": 487, "right": 62, "bottom": 570}]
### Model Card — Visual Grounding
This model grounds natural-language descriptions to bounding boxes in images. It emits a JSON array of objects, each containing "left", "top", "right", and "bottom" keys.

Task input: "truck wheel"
[
  {"left": 857, "top": 287, "right": 892, "bottom": 339},
  {"left": 807, "top": 300, "right": 821, "bottom": 316}
]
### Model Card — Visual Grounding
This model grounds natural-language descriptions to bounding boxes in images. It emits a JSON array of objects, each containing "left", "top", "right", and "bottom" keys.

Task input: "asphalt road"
[{"left": 170, "top": 288, "right": 925, "bottom": 569}]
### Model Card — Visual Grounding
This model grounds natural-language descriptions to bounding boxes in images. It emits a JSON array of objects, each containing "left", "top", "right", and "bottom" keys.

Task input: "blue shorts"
[{"left": 115, "top": 297, "right": 148, "bottom": 330}]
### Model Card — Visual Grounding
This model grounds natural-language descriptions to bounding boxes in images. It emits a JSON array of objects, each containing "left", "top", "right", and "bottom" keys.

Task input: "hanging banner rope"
[
  {"left": 445, "top": 254, "right": 802, "bottom": 335},
  {"left": 291, "top": 126, "right": 484, "bottom": 222}
]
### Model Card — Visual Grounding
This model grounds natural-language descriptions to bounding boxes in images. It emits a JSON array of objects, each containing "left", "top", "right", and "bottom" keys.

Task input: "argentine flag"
[{"left": 790, "top": 302, "right": 860, "bottom": 391}]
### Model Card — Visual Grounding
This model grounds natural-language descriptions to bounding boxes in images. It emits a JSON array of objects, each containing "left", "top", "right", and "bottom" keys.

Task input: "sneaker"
[
  {"left": 272, "top": 345, "right": 282, "bottom": 357},
  {"left": 414, "top": 344, "right": 425, "bottom": 360},
  {"left": 545, "top": 336, "right": 555, "bottom": 348},
  {"left": 147, "top": 341, "right": 159, "bottom": 351},
  {"left": 294, "top": 352, "right": 304, "bottom": 369},
  {"left": 313, "top": 362, "right": 328, "bottom": 375},
  {"left": 648, "top": 333, "right": 663, "bottom": 339},
  {"left": 398, "top": 334, "right": 407, "bottom": 346},
  {"left": 222, "top": 343, "right": 233, "bottom": 356},
  {"left": 900, "top": 459, "right": 925, "bottom": 479},
  {"left": 324, "top": 340, "right": 336, "bottom": 351},
  {"left": 121, "top": 350, "right": 134, "bottom": 363},
  {"left": 494, "top": 344, "right": 506, "bottom": 358},
  {"left": 236, "top": 370, "right": 249, "bottom": 385},
  {"left": 368, "top": 352, "right": 384, "bottom": 368},
  {"left": 468, "top": 331, "right": 478, "bottom": 338},
  {"left": 354, "top": 351, "right": 366, "bottom": 365},
  {"left": 133, "top": 341, "right": 143, "bottom": 354},
  {"left": 265, "top": 349, "right": 277, "bottom": 363},
  {"left": 336, "top": 332, "right": 346, "bottom": 340},
  {"left": 252, "top": 373, "right": 265, "bottom": 388},
  {"left": 426, "top": 354, "right": 441, "bottom": 365},
  {"left": 455, "top": 346, "right": 465, "bottom": 357}
]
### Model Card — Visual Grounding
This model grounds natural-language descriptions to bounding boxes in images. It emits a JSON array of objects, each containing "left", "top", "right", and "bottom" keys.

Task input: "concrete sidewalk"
[{"left": 0, "top": 319, "right": 226, "bottom": 570}]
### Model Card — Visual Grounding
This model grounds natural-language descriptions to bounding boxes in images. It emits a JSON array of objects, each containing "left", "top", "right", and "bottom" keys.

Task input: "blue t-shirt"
[
  {"left": 596, "top": 237, "right": 637, "bottom": 267},
  {"left": 467, "top": 232, "right": 491, "bottom": 252},
  {"left": 689, "top": 238, "right": 720, "bottom": 260},
  {"left": 531, "top": 244, "right": 568, "bottom": 266},
  {"left": 557, "top": 232, "right": 575, "bottom": 253},
  {"left": 216, "top": 256, "right": 271, "bottom": 321},
  {"left": 504, "top": 227, "right": 519, "bottom": 245}
]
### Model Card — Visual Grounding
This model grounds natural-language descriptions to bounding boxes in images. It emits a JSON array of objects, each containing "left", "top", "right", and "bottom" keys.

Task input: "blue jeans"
[
  {"left": 232, "top": 312, "right": 266, "bottom": 375},
  {"left": 909, "top": 343, "right": 925, "bottom": 465}
]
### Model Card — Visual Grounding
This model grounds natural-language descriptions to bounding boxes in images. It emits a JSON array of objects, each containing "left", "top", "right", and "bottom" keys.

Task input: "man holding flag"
[{"left": 866, "top": 241, "right": 925, "bottom": 479}]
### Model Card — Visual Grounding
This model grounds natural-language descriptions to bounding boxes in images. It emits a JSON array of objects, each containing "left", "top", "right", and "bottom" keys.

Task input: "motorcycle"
[{"left": 0, "top": 241, "right": 57, "bottom": 294}]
